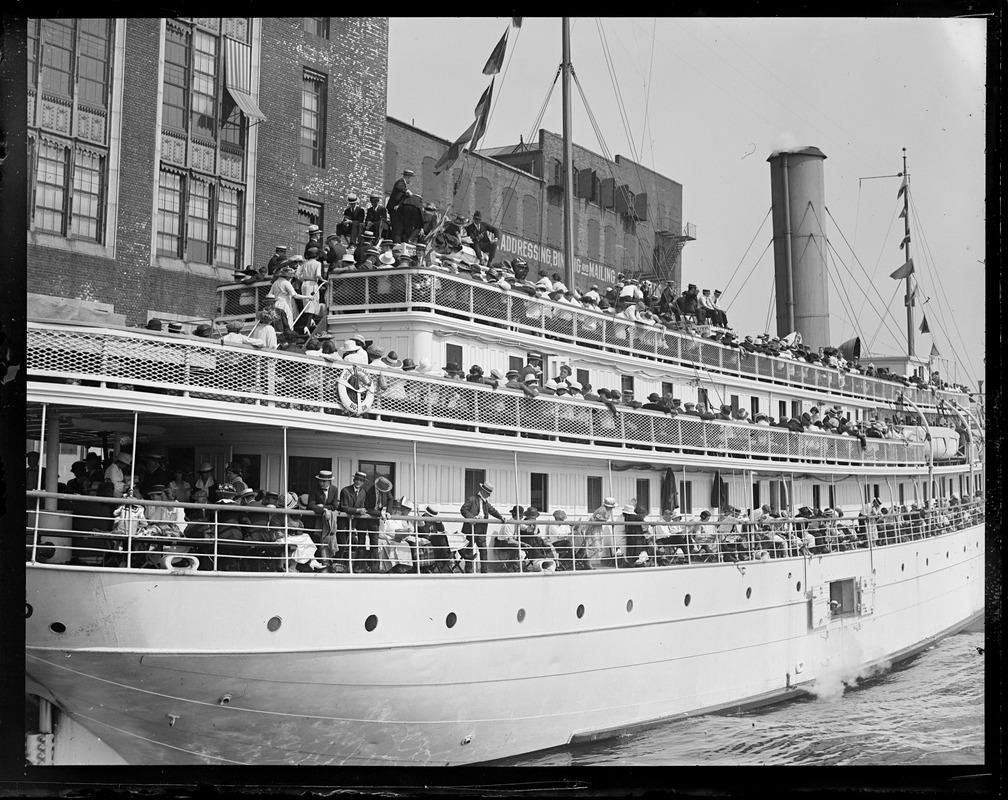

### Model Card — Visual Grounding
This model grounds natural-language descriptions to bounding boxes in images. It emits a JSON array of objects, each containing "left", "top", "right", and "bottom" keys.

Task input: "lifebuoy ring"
[
  {"left": 336, "top": 367, "right": 376, "bottom": 416},
  {"left": 162, "top": 554, "right": 200, "bottom": 573}
]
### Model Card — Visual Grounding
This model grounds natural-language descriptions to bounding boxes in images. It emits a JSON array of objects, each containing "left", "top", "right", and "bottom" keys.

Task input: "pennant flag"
[
  {"left": 897, "top": 176, "right": 908, "bottom": 198},
  {"left": 513, "top": 17, "right": 523, "bottom": 28},
  {"left": 483, "top": 29, "right": 508, "bottom": 76},
  {"left": 889, "top": 258, "right": 914, "bottom": 280},
  {"left": 904, "top": 285, "right": 918, "bottom": 307},
  {"left": 433, "top": 118, "right": 478, "bottom": 176},
  {"left": 899, "top": 233, "right": 911, "bottom": 250},
  {"left": 899, "top": 207, "right": 907, "bottom": 219},
  {"left": 470, "top": 78, "right": 494, "bottom": 150},
  {"left": 920, "top": 315, "right": 930, "bottom": 334},
  {"left": 929, "top": 343, "right": 940, "bottom": 360}
]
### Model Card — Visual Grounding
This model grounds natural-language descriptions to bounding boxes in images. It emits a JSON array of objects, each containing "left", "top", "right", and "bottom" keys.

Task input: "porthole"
[
  {"left": 796, "top": 581, "right": 802, "bottom": 593},
  {"left": 684, "top": 593, "right": 691, "bottom": 607},
  {"left": 626, "top": 599, "right": 633, "bottom": 613},
  {"left": 364, "top": 614, "right": 378, "bottom": 632},
  {"left": 446, "top": 612, "right": 457, "bottom": 629},
  {"left": 49, "top": 622, "right": 65, "bottom": 634},
  {"left": 576, "top": 604, "right": 585, "bottom": 619},
  {"left": 26, "top": 603, "right": 33, "bottom": 619},
  {"left": 946, "top": 552, "right": 949, "bottom": 559},
  {"left": 516, "top": 608, "right": 526, "bottom": 623},
  {"left": 746, "top": 587, "right": 752, "bottom": 600},
  {"left": 926, "top": 558, "right": 929, "bottom": 566},
  {"left": 901, "top": 563, "right": 905, "bottom": 572},
  {"left": 267, "top": 616, "right": 282, "bottom": 632}
]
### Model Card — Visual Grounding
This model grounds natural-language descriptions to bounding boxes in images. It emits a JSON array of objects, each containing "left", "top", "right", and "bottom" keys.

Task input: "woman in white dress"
[
  {"left": 295, "top": 250, "right": 325, "bottom": 333},
  {"left": 267, "top": 264, "right": 312, "bottom": 339}
]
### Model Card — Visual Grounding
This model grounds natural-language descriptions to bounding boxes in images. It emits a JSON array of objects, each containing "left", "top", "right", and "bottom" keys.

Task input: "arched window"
[
  {"left": 604, "top": 224, "right": 616, "bottom": 265},
  {"left": 522, "top": 194, "right": 538, "bottom": 239},
  {"left": 586, "top": 218, "right": 600, "bottom": 260},
  {"left": 474, "top": 176, "right": 492, "bottom": 219},
  {"left": 547, "top": 204, "right": 561, "bottom": 247},
  {"left": 624, "top": 230, "right": 636, "bottom": 271},
  {"left": 501, "top": 187, "right": 517, "bottom": 231}
]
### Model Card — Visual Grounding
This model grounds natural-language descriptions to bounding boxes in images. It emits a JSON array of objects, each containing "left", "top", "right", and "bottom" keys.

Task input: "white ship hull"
[{"left": 26, "top": 523, "right": 984, "bottom": 765}]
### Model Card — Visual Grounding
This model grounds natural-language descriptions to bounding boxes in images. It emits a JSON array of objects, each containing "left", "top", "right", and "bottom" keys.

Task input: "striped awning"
[{"left": 224, "top": 36, "right": 265, "bottom": 121}]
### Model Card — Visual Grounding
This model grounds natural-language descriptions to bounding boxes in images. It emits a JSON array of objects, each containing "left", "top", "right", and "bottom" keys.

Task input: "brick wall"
[{"left": 254, "top": 17, "right": 388, "bottom": 270}]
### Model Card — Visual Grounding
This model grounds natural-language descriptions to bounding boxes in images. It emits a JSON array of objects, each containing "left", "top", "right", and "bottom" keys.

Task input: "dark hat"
[
  {"left": 647, "top": 393, "right": 661, "bottom": 402},
  {"left": 687, "top": 283, "right": 697, "bottom": 291},
  {"left": 523, "top": 507, "right": 539, "bottom": 519},
  {"left": 368, "top": 191, "right": 380, "bottom": 199},
  {"left": 225, "top": 462, "right": 244, "bottom": 475},
  {"left": 168, "top": 321, "right": 183, "bottom": 334},
  {"left": 469, "top": 364, "right": 484, "bottom": 375},
  {"left": 473, "top": 210, "right": 482, "bottom": 219},
  {"left": 443, "top": 361, "right": 462, "bottom": 374},
  {"left": 145, "top": 484, "right": 168, "bottom": 497},
  {"left": 381, "top": 351, "right": 402, "bottom": 368},
  {"left": 305, "top": 246, "right": 320, "bottom": 257},
  {"left": 401, "top": 358, "right": 417, "bottom": 371},
  {"left": 720, "top": 404, "right": 732, "bottom": 413},
  {"left": 146, "top": 318, "right": 163, "bottom": 331}
]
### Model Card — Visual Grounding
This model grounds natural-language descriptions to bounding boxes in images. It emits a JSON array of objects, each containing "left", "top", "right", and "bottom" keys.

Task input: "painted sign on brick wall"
[{"left": 496, "top": 232, "right": 618, "bottom": 288}]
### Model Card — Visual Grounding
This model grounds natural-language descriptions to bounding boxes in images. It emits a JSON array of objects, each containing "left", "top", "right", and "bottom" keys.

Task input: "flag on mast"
[
  {"left": 900, "top": 233, "right": 911, "bottom": 250},
  {"left": 897, "top": 176, "right": 908, "bottom": 198},
  {"left": 483, "top": 29, "right": 508, "bottom": 75},
  {"left": 890, "top": 258, "right": 914, "bottom": 280},
  {"left": 433, "top": 118, "right": 478, "bottom": 176},
  {"left": 919, "top": 315, "right": 930, "bottom": 334},
  {"left": 470, "top": 79, "right": 494, "bottom": 150},
  {"left": 899, "top": 207, "right": 907, "bottom": 219},
  {"left": 929, "top": 342, "right": 940, "bottom": 361}
]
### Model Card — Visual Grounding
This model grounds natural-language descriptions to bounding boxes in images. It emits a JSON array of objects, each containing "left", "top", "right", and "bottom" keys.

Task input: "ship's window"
[
  {"left": 509, "top": 355, "right": 524, "bottom": 374},
  {"left": 232, "top": 453, "right": 261, "bottom": 493},
  {"left": 770, "top": 480, "right": 784, "bottom": 513},
  {"left": 576, "top": 604, "right": 585, "bottom": 619},
  {"left": 898, "top": 483, "right": 905, "bottom": 505},
  {"left": 791, "top": 400, "right": 801, "bottom": 419},
  {"left": 587, "top": 476, "right": 603, "bottom": 511},
  {"left": 635, "top": 479, "right": 650, "bottom": 514},
  {"left": 698, "top": 388, "right": 709, "bottom": 410},
  {"left": 445, "top": 612, "right": 457, "bottom": 629},
  {"left": 288, "top": 456, "right": 331, "bottom": 495},
  {"left": 531, "top": 473, "right": 548, "bottom": 515},
  {"left": 661, "top": 381, "right": 675, "bottom": 398},
  {"left": 779, "top": 400, "right": 788, "bottom": 421},
  {"left": 752, "top": 482, "right": 760, "bottom": 510},
  {"left": 364, "top": 614, "right": 378, "bottom": 632},
  {"left": 750, "top": 397, "right": 760, "bottom": 418},
  {"left": 464, "top": 469, "right": 486, "bottom": 503},
  {"left": 359, "top": 461, "right": 395, "bottom": 492},
  {"left": 445, "top": 343, "right": 462, "bottom": 369},
  {"left": 828, "top": 485, "right": 835, "bottom": 509},
  {"left": 621, "top": 375, "right": 635, "bottom": 401},
  {"left": 678, "top": 481, "right": 693, "bottom": 514},
  {"left": 578, "top": 369, "right": 591, "bottom": 389},
  {"left": 730, "top": 394, "right": 740, "bottom": 413},
  {"left": 829, "top": 579, "right": 856, "bottom": 617}
]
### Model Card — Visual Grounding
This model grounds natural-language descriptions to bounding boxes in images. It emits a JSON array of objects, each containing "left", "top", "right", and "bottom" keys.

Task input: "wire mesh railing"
[
  {"left": 27, "top": 323, "right": 932, "bottom": 467},
  {"left": 215, "top": 270, "right": 968, "bottom": 409},
  {"left": 26, "top": 492, "right": 985, "bottom": 575}
]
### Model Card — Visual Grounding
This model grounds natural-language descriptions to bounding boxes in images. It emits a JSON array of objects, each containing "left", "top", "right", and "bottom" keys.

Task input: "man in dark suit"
[
  {"left": 387, "top": 169, "right": 415, "bottom": 243},
  {"left": 303, "top": 225, "right": 323, "bottom": 259},
  {"left": 364, "top": 475, "right": 395, "bottom": 572},
  {"left": 337, "top": 195, "right": 365, "bottom": 246},
  {"left": 307, "top": 469, "right": 339, "bottom": 545},
  {"left": 461, "top": 480, "right": 505, "bottom": 573},
  {"left": 642, "top": 393, "right": 667, "bottom": 413},
  {"left": 465, "top": 211, "right": 500, "bottom": 264},
  {"left": 337, "top": 470, "right": 369, "bottom": 570},
  {"left": 363, "top": 192, "right": 390, "bottom": 242}
]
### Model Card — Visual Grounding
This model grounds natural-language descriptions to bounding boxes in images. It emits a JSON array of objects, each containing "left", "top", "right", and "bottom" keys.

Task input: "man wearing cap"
[
  {"left": 307, "top": 469, "right": 339, "bottom": 545},
  {"left": 337, "top": 470, "right": 369, "bottom": 568},
  {"left": 363, "top": 192, "right": 390, "bottom": 242},
  {"left": 465, "top": 211, "right": 500, "bottom": 265},
  {"left": 353, "top": 231, "right": 375, "bottom": 266},
  {"left": 361, "top": 475, "right": 395, "bottom": 572},
  {"left": 265, "top": 245, "right": 289, "bottom": 276},
  {"left": 461, "top": 480, "right": 505, "bottom": 573},
  {"left": 303, "top": 224, "right": 323, "bottom": 259},
  {"left": 338, "top": 195, "right": 365, "bottom": 246},
  {"left": 709, "top": 289, "right": 729, "bottom": 327},
  {"left": 643, "top": 393, "right": 667, "bottom": 413},
  {"left": 387, "top": 169, "right": 415, "bottom": 243}
]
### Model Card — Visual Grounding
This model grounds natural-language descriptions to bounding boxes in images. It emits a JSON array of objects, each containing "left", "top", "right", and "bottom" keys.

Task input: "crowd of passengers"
[
  {"left": 34, "top": 449, "right": 983, "bottom": 575},
  {"left": 189, "top": 204, "right": 970, "bottom": 400}
]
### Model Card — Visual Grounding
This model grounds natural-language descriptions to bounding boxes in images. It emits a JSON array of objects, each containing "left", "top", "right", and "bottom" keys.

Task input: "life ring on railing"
[
  {"left": 162, "top": 554, "right": 199, "bottom": 573},
  {"left": 336, "top": 367, "right": 376, "bottom": 416},
  {"left": 529, "top": 559, "right": 557, "bottom": 573}
]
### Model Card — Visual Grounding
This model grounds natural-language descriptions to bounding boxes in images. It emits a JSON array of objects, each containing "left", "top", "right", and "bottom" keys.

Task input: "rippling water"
[{"left": 503, "top": 629, "right": 985, "bottom": 766}]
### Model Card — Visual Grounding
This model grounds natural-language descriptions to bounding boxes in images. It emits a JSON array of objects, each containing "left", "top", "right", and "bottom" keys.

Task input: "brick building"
[
  {"left": 386, "top": 120, "right": 692, "bottom": 292},
  {"left": 26, "top": 17, "right": 388, "bottom": 327}
]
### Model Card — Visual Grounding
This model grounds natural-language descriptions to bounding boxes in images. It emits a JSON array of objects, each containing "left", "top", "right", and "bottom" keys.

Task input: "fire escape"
[{"left": 653, "top": 219, "right": 697, "bottom": 283}]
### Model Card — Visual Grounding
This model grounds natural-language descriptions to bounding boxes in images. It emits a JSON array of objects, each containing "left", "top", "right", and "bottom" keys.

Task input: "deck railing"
[
  {"left": 25, "top": 492, "right": 985, "bottom": 575},
  {"left": 215, "top": 271, "right": 969, "bottom": 410},
  {"left": 28, "top": 323, "right": 931, "bottom": 467}
]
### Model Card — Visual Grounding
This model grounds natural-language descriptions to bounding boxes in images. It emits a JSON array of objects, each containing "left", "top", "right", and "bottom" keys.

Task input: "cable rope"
[
  {"left": 866, "top": 283, "right": 902, "bottom": 354},
  {"left": 851, "top": 198, "right": 901, "bottom": 327},
  {"left": 721, "top": 207, "right": 772, "bottom": 303},
  {"left": 725, "top": 238, "right": 774, "bottom": 313},
  {"left": 824, "top": 237, "right": 903, "bottom": 350},
  {"left": 763, "top": 268, "right": 777, "bottom": 338}
]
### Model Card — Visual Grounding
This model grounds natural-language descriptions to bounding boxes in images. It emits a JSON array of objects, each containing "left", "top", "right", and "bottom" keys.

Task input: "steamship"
[{"left": 24, "top": 23, "right": 984, "bottom": 767}]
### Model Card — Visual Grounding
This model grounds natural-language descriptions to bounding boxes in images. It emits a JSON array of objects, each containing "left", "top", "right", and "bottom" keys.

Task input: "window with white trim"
[
  {"left": 301, "top": 69, "right": 327, "bottom": 168},
  {"left": 157, "top": 18, "right": 257, "bottom": 268},
  {"left": 27, "top": 18, "right": 114, "bottom": 243}
]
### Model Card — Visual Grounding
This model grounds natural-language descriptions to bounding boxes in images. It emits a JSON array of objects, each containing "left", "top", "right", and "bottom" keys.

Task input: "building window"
[
  {"left": 464, "top": 469, "right": 486, "bottom": 502},
  {"left": 303, "top": 17, "right": 329, "bottom": 38},
  {"left": 296, "top": 198, "right": 324, "bottom": 242},
  {"left": 187, "top": 178, "right": 213, "bottom": 263},
  {"left": 301, "top": 69, "right": 327, "bottom": 168},
  {"left": 358, "top": 460, "right": 395, "bottom": 492},
  {"left": 522, "top": 194, "right": 538, "bottom": 239},
  {"left": 70, "top": 148, "right": 105, "bottom": 240},
  {"left": 446, "top": 343, "right": 462, "bottom": 368},
  {"left": 157, "top": 168, "right": 243, "bottom": 267},
  {"left": 547, "top": 205, "right": 561, "bottom": 248},
  {"left": 191, "top": 30, "right": 219, "bottom": 140},
  {"left": 678, "top": 481, "right": 693, "bottom": 514},
  {"left": 77, "top": 18, "right": 112, "bottom": 107},
  {"left": 474, "top": 177, "right": 492, "bottom": 219},
  {"left": 604, "top": 224, "right": 616, "bottom": 265},
  {"left": 39, "top": 18, "right": 75, "bottom": 97},
  {"left": 531, "top": 473, "right": 549, "bottom": 514},
  {"left": 33, "top": 140, "right": 69, "bottom": 234},
  {"left": 587, "top": 218, "right": 600, "bottom": 260},
  {"left": 587, "top": 476, "right": 603, "bottom": 512},
  {"left": 162, "top": 25, "right": 190, "bottom": 132},
  {"left": 215, "top": 184, "right": 243, "bottom": 267},
  {"left": 157, "top": 170, "right": 183, "bottom": 256}
]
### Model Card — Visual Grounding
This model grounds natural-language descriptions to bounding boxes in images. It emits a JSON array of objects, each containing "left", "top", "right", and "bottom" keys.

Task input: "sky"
[{"left": 387, "top": 17, "right": 988, "bottom": 391}]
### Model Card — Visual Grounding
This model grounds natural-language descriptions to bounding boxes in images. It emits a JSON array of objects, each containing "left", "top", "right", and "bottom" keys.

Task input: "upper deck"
[{"left": 215, "top": 269, "right": 970, "bottom": 412}]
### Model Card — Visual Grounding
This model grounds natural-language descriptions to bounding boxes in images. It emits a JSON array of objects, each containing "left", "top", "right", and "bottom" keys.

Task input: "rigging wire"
[
  {"left": 721, "top": 207, "right": 772, "bottom": 304},
  {"left": 825, "top": 237, "right": 902, "bottom": 349},
  {"left": 725, "top": 239, "right": 774, "bottom": 313},
  {"left": 763, "top": 269, "right": 777, "bottom": 337},
  {"left": 851, "top": 198, "right": 901, "bottom": 327},
  {"left": 866, "top": 283, "right": 902, "bottom": 354}
]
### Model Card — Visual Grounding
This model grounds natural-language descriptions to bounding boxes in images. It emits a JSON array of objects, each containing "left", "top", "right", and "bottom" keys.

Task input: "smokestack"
[{"left": 767, "top": 147, "right": 830, "bottom": 350}]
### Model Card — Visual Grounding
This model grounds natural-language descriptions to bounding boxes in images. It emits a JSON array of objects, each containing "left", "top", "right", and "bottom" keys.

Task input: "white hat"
[{"left": 379, "top": 251, "right": 395, "bottom": 266}]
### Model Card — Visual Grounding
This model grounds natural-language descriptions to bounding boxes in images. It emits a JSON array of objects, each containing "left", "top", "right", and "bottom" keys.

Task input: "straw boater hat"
[
  {"left": 479, "top": 481, "right": 495, "bottom": 494},
  {"left": 379, "top": 251, "right": 396, "bottom": 266},
  {"left": 603, "top": 497, "right": 618, "bottom": 508},
  {"left": 283, "top": 491, "right": 299, "bottom": 509},
  {"left": 375, "top": 476, "right": 393, "bottom": 493},
  {"left": 315, "top": 469, "right": 333, "bottom": 481},
  {"left": 116, "top": 453, "right": 133, "bottom": 465}
]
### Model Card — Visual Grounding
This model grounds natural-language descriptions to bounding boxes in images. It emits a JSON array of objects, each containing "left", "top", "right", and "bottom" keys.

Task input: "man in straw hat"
[
  {"left": 364, "top": 191, "right": 389, "bottom": 242},
  {"left": 103, "top": 451, "right": 133, "bottom": 498},
  {"left": 337, "top": 470, "right": 370, "bottom": 570},
  {"left": 362, "top": 474, "right": 395, "bottom": 572},
  {"left": 307, "top": 469, "right": 339, "bottom": 545},
  {"left": 461, "top": 479, "right": 505, "bottom": 573},
  {"left": 387, "top": 169, "right": 415, "bottom": 243}
]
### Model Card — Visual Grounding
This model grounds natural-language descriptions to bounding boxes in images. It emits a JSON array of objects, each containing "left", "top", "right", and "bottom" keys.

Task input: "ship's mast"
[
  {"left": 561, "top": 17, "right": 575, "bottom": 290},
  {"left": 901, "top": 148, "right": 914, "bottom": 358}
]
